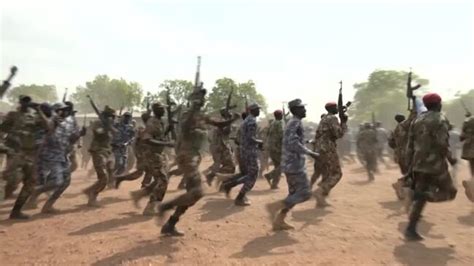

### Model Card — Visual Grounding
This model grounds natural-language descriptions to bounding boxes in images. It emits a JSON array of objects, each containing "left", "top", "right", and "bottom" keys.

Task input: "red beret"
[
  {"left": 273, "top": 110, "right": 283, "bottom": 115},
  {"left": 325, "top": 102, "right": 337, "bottom": 108},
  {"left": 422, "top": 93, "right": 442, "bottom": 105}
]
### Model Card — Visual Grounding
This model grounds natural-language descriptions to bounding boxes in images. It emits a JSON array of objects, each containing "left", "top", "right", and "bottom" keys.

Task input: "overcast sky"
[{"left": 1, "top": 0, "right": 473, "bottom": 120}]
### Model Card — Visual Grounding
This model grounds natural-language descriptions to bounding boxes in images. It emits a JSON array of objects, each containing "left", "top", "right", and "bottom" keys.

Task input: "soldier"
[
  {"left": 0, "top": 95, "right": 48, "bottom": 219},
  {"left": 114, "top": 111, "right": 152, "bottom": 189},
  {"left": 157, "top": 88, "right": 238, "bottom": 236},
  {"left": 204, "top": 108, "right": 236, "bottom": 186},
  {"left": 264, "top": 110, "right": 284, "bottom": 189},
  {"left": 129, "top": 102, "right": 174, "bottom": 216},
  {"left": 80, "top": 122, "right": 93, "bottom": 170},
  {"left": 266, "top": 99, "right": 319, "bottom": 230},
  {"left": 111, "top": 112, "right": 135, "bottom": 177},
  {"left": 404, "top": 93, "right": 457, "bottom": 241},
  {"left": 312, "top": 102, "right": 347, "bottom": 208},
  {"left": 388, "top": 114, "right": 410, "bottom": 199},
  {"left": 82, "top": 106, "right": 116, "bottom": 207},
  {"left": 25, "top": 103, "right": 82, "bottom": 213},
  {"left": 258, "top": 121, "right": 271, "bottom": 179},
  {"left": 221, "top": 103, "right": 263, "bottom": 206},
  {"left": 374, "top": 122, "right": 389, "bottom": 169},
  {"left": 460, "top": 111, "right": 474, "bottom": 202},
  {"left": 356, "top": 123, "right": 378, "bottom": 181}
]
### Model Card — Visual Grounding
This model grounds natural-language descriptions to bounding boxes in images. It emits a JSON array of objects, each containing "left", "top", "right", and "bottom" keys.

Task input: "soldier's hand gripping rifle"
[
  {"left": 338, "top": 81, "right": 351, "bottom": 123},
  {"left": 0, "top": 66, "right": 18, "bottom": 99},
  {"left": 164, "top": 87, "right": 178, "bottom": 139},
  {"left": 460, "top": 99, "right": 471, "bottom": 117},
  {"left": 406, "top": 69, "right": 421, "bottom": 111},
  {"left": 86, "top": 95, "right": 111, "bottom": 131}
]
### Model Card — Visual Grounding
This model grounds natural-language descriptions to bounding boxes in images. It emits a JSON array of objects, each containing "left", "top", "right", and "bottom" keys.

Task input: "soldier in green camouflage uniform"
[
  {"left": 0, "top": 96, "right": 48, "bottom": 219},
  {"left": 82, "top": 106, "right": 116, "bottom": 207},
  {"left": 312, "top": 102, "right": 347, "bottom": 208},
  {"left": 460, "top": 111, "right": 474, "bottom": 202},
  {"left": 404, "top": 93, "right": 457, "bottom": 241},
  {"left": 264, "top": 110, "right": 284, "bottom": 189},
  {"left": 158, "top": 88, "right": 238, "bottom": 236},
  {"left": 129, "top": 102, "right": 174, "bottom": 216},
  {"left": 356, "top": 123, "right": 378, "bottom": 181},
  {"left": 204, "top": 108, "right": 236, "bottom": 186}
]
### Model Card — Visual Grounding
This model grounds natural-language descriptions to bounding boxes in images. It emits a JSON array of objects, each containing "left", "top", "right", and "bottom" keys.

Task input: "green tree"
[
  {"left": 141, "top": 80, "right": 193, "bottom": 109},
  {"left": 7, "top": 84, "right": 58, "bottom": 103},
  {"left": 443, "top": 89, "right": 474, "bottom": 129},
  {"left": 206, "top": 78, "right": 267, "bottom": 116},
  {"left": 71, "top": 75, "right": 143, "bottom": 114},
  {"left": 351, "top": 70, "right": 429, "bottom": 128}
]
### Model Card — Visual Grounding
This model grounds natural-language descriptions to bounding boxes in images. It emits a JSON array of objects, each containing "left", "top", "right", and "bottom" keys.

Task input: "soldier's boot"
[
  {"left": 177, "top": 178, "right": 186, "bottom": 190},
  {"left": 161, "top": 215, "right": 184, "bottom": 237},
  {"left": 234, "top": 192, "right": 251, "bottom": 206},
  {"left": 264, "top": 173, "right": 273, "bottom": 188},
  {"left": 272, "top": 211, "right": 294, "bottom": 231},
  {"left": 392, "top": 181, "right": 404, "bottom": 200},
  {"left": 368, "top": 171, "right": 375, "bottom": 182},
  {"left": 9, "top": 194, "right": 30, "bottom": 220},
  {"left": 462, "top": 180, "right": 474, "bottom": 202},
  {"left": 23, "top": 192, "right": 40, "bottom": 210},
  {"left": 404, "top": 188, "right": 414, "bottom": 214},
  {"left": 271, "top": 175, "right": 280, "bottom": 190},
  {"left": 404, "top": 199, "right": 426, "bottom": 241},
  {"left": 41, "top": 200, "right": 60, "bottom": 214},
  {"left": 265, "top": 200, "right": 285, "bottom": 222},
  {"left": 85, "top": 189, "right": 100, "bottom": 208},
  {"left": 314, "top": 188, "right": 329, "bottom": 208},
  {"left": 143, "top": 201, "right": 157, "bottom": 216},
  {"left": 130, "top": 189, "right": 149, "bottom": 209}
]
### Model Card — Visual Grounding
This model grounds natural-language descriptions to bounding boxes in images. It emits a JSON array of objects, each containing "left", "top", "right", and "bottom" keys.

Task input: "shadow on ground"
[
  {"left": 230, "top": 231, "right": 298, "bottom": 259},
  {"left": 397, "top": 220, "right": 445, "bottom": 240},
  {"left": 393, "top": 241, "right": 455, "bottom": 266},
  {"left": 199, "top": 198, "right": 244, "bottom": 222},
  {"left": 92, "top": 238, "right": 179, "bottom": 266},
  {"left": 69, "top": 212, "right": 152, "bottom": 236}
]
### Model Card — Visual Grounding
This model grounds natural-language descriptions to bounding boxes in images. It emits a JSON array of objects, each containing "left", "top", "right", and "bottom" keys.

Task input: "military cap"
[
  {"left": 248, "top": 103, "right": 261, "bottom": 110},
  {"left": 19, "top": 95, "right": 32, "bottom": 103},
  {"left": 123, "top": 111, "right": 132, "bottom": 117},
  {"left": 52, "top": 102, "right": 68, "bottom": 110},
  {"left": 325, "top": 101, "right": 337, "bottom": 108},
  {"left": 288, "top": 99, "right": 305, "bottom": 109},
  {"left": 151, "top": 102, "right": 166, "bottom": 109},
  {"left": 273, "top": 109, "right": 283, "bottom": 116},
  {"left": 422, "top": 93, "right": 442, "bottom": 105}
]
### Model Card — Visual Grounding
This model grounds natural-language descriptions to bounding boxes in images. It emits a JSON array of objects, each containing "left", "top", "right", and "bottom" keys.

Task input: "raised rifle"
[
  {"left": 62, "top": 88, "right": 68, "bottom": 102},
  {"left": 0, "top": 66, "right": 18, "bottom": 99},
  {"left": 83, "top": 114, "right": 87, "bottom": 127},
  {"left": 223, "top": 87, "right": 237, "bottom": 118},
  {"left": 86, "top": 95, "right": 111, "bottom": 130},
  {"left": 406, "top": 68, "right": 421, "bottom": 111},
  {"left": 282, "top": 102, "right": 290, "bottom": 124},
  {"left": 164, "top": 87, "right": 178, "bottom": 139},
  {"left": 371, "top": 112, "right": 376, "bottom": 127},
  {"left": 193, "top": 56, "right": 203, "bottom": 93},
  {"left": 460, "top": 98, "right": 472, "bottom": 117},
  {"left": 338, "top": 81, "right": 351, "bottom": 122}
]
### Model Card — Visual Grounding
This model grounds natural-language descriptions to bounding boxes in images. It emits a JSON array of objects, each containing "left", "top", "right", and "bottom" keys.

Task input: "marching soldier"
[{"left": 264, "top": 110, "right": 284, "bottom": 189}]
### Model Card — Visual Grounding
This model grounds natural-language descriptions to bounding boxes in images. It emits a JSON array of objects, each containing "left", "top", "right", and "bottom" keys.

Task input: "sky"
[{"left": 1, "top": 0, "right": 473, "bottom": 120}]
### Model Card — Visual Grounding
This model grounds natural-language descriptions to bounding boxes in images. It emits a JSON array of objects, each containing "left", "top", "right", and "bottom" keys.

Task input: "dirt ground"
[{"left": 0, "top": 157, "right": 473, "bottom": 265}]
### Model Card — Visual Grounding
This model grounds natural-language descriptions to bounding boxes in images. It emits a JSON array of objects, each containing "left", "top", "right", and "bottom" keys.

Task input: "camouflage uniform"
[
  {"left": 80, "top": 124, "right": 93, "bottom": 169},
  {"left": 0, "top": 107, "right": 46, "bottom": 218},
  {"left": 461, "top": 116, "right": 474, "bottom": 202},
  {"left": 258, "top": 124, "right": 270, "bottom": 178},
  {"left": 311, "top": 113, "right": 347, "bottom": 195},
  {"left": 83, "top": 118, "right": 115, "bottom": 205},
  {"left": 405, "top": 109, "right": 457, "bottom": 239},
  {"left": 375, "top": 126, "right": 389, "bottom": 167},
  {"left": 356, "top": 125, "right": 378, "bottom": 180},
  {"left": 264, "top": 119, "right": 283, "bottom": 189},
  {"left": 111, "top": 120, "right": 135, "bottom": 175},
  {"left": 205, "top": 123, "right": 235, "bottom": 184}
]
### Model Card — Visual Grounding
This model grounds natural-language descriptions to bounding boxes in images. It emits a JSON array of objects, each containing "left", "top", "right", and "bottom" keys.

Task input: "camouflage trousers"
[
  {"left": 361, "top": 151, "right": 377, "bottom": 178},
  {"left": 160, "top": 152, "right": 204, "bottom": 223},
  {"left": 87, "top": 150, "right": 114, "bottom": 196},
  {"left": 3, "top": 152, "right": 31, "bottom": 200},
  {"left": 283, "top": 171, "right": 311, "bottom": 210},
  {"left": 265, "top": 150, "right": 282, "bottom": 187},
  {"left": 311, "top": 149, "right": 342, "bottom": 195},
  {"left": 33, "top": 160, "right": 71, "bottom": 204},
  {"left": 6, "top": 151, "right": 38, "bottom": 211},
  {"left": 208, "top": 144, "right": 235, "bottom": 175},
  {"left": 112, "top": 145, "right": 128, "bottom": 175},
  {"left": 143, "top": 150, "right": 168, "bottom": 202},
  {"left": 69, "top": 150, "right": 78, "bottom": 173},
  {"left": 228, "top": 152, "right": 259, "bottom": 195}
]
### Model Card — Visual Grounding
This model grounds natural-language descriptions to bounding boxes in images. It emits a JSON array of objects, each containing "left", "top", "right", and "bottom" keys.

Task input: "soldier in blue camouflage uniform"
[
  {"left": 404, "top": 93, "right": 457, "bottom": 241},
  {"left": 266, "top": 99, "right": 320, "bottom": 230},
  {"left": 111, "top": 112, "right": 135, "bottom": 177},
  {"left": 221, "top": 103, "right": 263, "bottom": 206},
  {"left": 0, "top": 96, "right": 49, "bottom": 219},
  {"left": 158, "top": 88, "right": 238, "bottom": 236},
  {"left": 25, "top": 103, "right": 82, "bottom": 213}
]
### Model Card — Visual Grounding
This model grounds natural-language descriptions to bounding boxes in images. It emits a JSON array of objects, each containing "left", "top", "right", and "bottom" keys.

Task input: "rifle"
[
  {"left": 62, "top": 88, "right": 68, "bottom": 102},
  {"left": 86, "top": 95, "right": 111, "bottom": 130},
  {"left": 83, "top": 114, "right": 87, "bottom": 127},
  {"left": 338, "top": 81, "right": 351, "bottom": 122},
  {"left": 0, "top": 66, "right": 18, "bottom": 99},
  {"left": 371, "top": 112, "right": 376, "bottom": 127},
  {"left": 244, "top": 95, "right": 249, "bottom": 114},
  {"left": 164, "top": 87, "right": 178, "bottom": 139},
  {"left": 460, "top": 99, "right": 472, "bottom": 117},
  {"left": 119, "top": 103, "right": 124, "bottom": 116},
  {"left": 145, "top": 92, "right": 151, "bottom": 113},
  {"left": 406, "top": 68, "right": 421, "bottom": 111},
  {"left": 193, "top": 56, "right": 203, "bottom": 92},
  {"left": 223, "top": 87, "right": 237, "bottom": 118},
  {"left": 282, "top": 102, "right": 290, "bottom": 124}
]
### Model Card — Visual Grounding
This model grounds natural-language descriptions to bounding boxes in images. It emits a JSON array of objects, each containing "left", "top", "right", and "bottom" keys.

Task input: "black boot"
[
  {"left": 9, "top": 195, "right": 30, "bottom": 220},
  {"left": 404, "top": 199, "right": 426, "bottom": 241},
  {"left": 234, "top": 192, "right": 251, "bottom": 206},
  {"left": 161, "top": 216, "right": 184, "bottom": 237},
  {"left": 205, "top": 172, "right": 215, "bottom": 186}
]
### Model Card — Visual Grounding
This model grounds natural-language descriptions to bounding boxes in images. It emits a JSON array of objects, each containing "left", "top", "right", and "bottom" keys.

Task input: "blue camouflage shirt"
[
  {"left": 239, "top": 114, "right": 259, "bottom": 159},
  {"left": 39, "top": 116, "right": 79, "bottom": 162},
  {"left": 112, "top": 121, "right": 135, "bottom": 147},
  {"left": 281, "top": 116, "right": 313, "bottom": 174}
]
